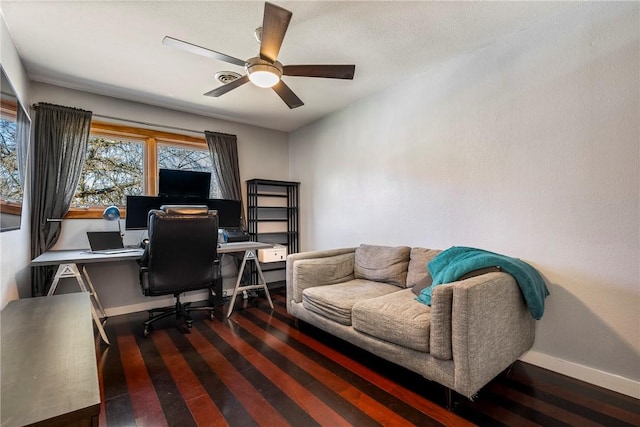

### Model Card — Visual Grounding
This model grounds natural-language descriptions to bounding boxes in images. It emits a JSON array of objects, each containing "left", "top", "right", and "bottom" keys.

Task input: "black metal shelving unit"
[{"left": 247, "top": 179, "right": 300, "bottom": 286}]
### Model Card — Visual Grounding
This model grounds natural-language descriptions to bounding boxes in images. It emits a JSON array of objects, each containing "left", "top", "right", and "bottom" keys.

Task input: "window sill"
[{"left": 65, "top": 207, "right": 126, "bottom": 219}]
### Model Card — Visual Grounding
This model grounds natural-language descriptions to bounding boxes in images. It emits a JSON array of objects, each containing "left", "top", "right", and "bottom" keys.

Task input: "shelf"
[
  {"left": 255, "top": 193, "right": 289, "bottom": 198},
  {"left": 252, "top": 232, "right": 298, "bottom": 237},
  {"left": 247, "top": 179, "right": 299, "bottom": 284},
  {"left": 247, "top": 179, "right": 300, "bottom": 186}
]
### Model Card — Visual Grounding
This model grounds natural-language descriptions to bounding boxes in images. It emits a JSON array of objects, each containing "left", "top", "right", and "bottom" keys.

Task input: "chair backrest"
[{"left": 144, "top": 205, "right": 218, "bottom": 296}]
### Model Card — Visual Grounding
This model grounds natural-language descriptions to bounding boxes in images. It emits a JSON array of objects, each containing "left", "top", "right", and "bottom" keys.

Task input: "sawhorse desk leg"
[
  {"left": 226, "top": 249, "right": 274, "bottom": 318},
  {"left": 47, "top": 263, "right": 110, "bottom": 345}
]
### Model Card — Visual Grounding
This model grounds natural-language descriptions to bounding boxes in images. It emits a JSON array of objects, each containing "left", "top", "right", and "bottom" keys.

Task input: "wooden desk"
[{"left": 1, "top": 293, "right": 100, "bottom": 427}]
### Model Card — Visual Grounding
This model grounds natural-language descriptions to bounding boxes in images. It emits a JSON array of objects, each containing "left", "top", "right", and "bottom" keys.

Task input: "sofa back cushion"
[
  {"left": 407, "top": 247, "right": 441, "bottom": 293},
  {"left": 354, "top": 244, "right": 411, "bottom": 287},
  {"left": 292, "top": 253, "right": 355, "bottom": 302}
]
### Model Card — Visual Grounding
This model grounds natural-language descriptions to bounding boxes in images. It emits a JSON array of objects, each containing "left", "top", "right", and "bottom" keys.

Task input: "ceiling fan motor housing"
[{"left": 246, "top": 57, "right": 283, "bottom": 87}]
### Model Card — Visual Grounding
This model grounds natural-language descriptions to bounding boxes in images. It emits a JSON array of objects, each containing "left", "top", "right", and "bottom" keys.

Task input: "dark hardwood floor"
[{"left": 95, "top": 289, "right": 640, "bottom": 426}]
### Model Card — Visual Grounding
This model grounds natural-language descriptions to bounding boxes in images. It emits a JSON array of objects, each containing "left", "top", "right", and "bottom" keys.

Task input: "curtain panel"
[
  {"left": 204, "top": 131, "right": 245, "bottom": 229},
  {"left": 30, "top": 103, "right": 92, "bottom": 296},
  {"left": 16, "top": 105, "right": 31, "bottom": 189}
]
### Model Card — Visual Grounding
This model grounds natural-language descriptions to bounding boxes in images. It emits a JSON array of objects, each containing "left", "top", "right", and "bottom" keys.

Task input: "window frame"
[
  {"left": 65, "top": 121, "right": 208, "bottom": 219},
  {"left": 0, "top": 99, "right": 24, "bottom": 217}
]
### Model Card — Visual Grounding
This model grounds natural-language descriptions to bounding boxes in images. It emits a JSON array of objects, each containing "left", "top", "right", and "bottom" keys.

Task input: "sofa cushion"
[
  {"left": 352, "top": 289, "right": 431, "bottom": 353},
  {"left": 302, "top": 279, "right": 400, "bottom": 325},
  {"left": 354, "top": 244, "right": 411, "bottom": 287},
  {"left": 292, "top": 253, "right": 355, "bottom": 302},
  {"left": 407, "top": 247, "right": 441, "bottom": 294}
]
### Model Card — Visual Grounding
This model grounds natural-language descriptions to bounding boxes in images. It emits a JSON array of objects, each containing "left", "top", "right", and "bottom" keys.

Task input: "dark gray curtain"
[
  {"left": 16, "top": 104, "right": 30, "bottom": 189},
  {"left": 31, "top": 103, "right": 92, "bottom": 296},
  {"left": 205, "top": 131, "right": 245, "bottom": 229}
]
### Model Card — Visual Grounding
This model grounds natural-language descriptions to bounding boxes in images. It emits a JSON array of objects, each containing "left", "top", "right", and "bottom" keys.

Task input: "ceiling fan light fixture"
[{"left": 246, "top": 58, "right": 282, "bottom": 88}]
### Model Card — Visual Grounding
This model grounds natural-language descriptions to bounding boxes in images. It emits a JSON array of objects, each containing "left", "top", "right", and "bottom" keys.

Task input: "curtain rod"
[
  {"left": 31, "top": 104, "right": 208, "bottom": 136},
  {"left": 32, "top": 104, "right": 239, "bottom": 138},
  {"left": 93, "top": 113, "right": 206, "bottom": 135}
]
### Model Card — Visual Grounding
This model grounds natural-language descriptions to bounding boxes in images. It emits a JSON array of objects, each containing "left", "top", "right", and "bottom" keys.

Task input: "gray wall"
[
  {"left": 289, "top": 2, "right": 639, "bottom": 396},
  {"left": 24, "top": 82, "right": 290, "bottom": 315},
  {"left": 0, "top": 14, "right": 32, "bottom": 307}
]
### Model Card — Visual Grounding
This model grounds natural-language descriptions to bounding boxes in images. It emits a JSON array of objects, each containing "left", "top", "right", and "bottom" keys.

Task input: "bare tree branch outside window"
[
  {"left": 158, "top": 143, "right": 220, "bottom": 199},
  {"left": 0, "top": 117, "right": 21, "bottom": 202},
  {"left": 73, "top": 136, "right": 144, "bottom": 206}
]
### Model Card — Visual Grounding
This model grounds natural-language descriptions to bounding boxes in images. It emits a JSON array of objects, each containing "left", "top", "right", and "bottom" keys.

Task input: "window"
[
  {"left": 158, "top": 142, "right": 221, "bottom": 199},
  {"left": 73, "top": 136, "right": 143, "bottom": 207},
  {"left": 66, "top": 121, "right": 215, "bottom": 218},
  {"left": 0, "top": 109, "right": 20, "bottom": 203}
]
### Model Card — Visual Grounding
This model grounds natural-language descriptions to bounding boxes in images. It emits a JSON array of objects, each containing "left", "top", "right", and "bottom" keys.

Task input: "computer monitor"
[
  {"left": 125, "top": 195, "right": 242, "bottom": 230},
  {"left": 208, "top": 198, "right": 242, "bottom": 229},
  {"left": 158, "top": 169, "right": 211, "bottom": 199},
  {"left": 125, "top": 196, "right": 161, "bottom": 230}
]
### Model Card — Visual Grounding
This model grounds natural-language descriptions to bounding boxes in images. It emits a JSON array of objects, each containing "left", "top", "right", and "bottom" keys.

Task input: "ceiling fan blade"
[
  {"left": 283, "top": 64, "right": 356, "bottom": 80},
  {"left": 203, "top": 75, "right": 250, "bottom": 97},
  {"left": 163, "top": 36, "right": 246, "bottom": 67},
  {"left": 259, "top": 2, "right": 292, "bottom": 63},
  {"left": 272, "top": 80, "right": 304, "bottom": 109}
]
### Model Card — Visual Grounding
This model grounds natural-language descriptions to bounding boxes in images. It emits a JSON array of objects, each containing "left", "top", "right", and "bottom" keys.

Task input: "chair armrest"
[
  {"left": 139, "top": 267, "right": 149, "bottom": 295},
  {"left": 286, "top": 248, "right": 356, "bottom": 310},
  {"left": 450, "top": 272, "right": 535, "bottom": 398}
]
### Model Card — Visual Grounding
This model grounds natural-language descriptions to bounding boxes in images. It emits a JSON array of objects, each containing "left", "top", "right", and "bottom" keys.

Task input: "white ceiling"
[{"left": 0, "top": 1, "right": 576, "bottom": 132}]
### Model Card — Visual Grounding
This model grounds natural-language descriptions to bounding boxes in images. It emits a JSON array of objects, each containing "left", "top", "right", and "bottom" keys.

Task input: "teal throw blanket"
[{"left": 416, "top": 246, "right": 549, "bottom": 319}]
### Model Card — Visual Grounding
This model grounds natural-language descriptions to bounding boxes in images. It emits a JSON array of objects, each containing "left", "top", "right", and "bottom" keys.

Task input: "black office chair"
[{"left": 139, "top": 205, "right": 219, "bottom": 336}]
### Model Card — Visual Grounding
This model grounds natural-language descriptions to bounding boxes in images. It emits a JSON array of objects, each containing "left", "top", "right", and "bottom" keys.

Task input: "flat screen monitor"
[
  {"left": 208, "top": 198, "right": 242, "bottom": 229},
  {"left": 125, "top": 195, "right": 242, "bottom": 230},
  {"left": 158, "top": 169, "right": 211, "bottom": 199},
  {"left": 125, "top": 196, "right": 161, "bottom": 230}
]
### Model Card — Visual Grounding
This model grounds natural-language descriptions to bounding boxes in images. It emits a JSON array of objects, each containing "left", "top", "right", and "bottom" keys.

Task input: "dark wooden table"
[{"left": 1, "top": 293, "right": 100, "bottom": 427}]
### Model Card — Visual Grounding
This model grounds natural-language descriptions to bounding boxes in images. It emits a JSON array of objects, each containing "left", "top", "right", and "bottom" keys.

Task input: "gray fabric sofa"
[{"left": 286, "top": 244, "right": 535, "bottom": 401}]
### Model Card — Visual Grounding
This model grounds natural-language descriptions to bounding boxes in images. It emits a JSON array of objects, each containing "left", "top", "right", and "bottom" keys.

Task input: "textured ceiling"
[{"left": 0, "top": 1, "right": 576, "bottom": 132}]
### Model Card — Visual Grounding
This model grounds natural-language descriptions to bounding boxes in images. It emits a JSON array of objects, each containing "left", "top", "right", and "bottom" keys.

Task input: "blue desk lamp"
[{"left": 103, "top": 205, "right": 123, "bottom": 238}]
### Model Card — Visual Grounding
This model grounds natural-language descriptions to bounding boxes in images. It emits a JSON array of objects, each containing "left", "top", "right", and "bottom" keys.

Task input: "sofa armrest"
[
  {"left": 450, "top": 272, "right": 535, "bottom": 398},
  {"left": 429, "top": 284, "right": 454, "bottom": 360},
  {"left": 286, "top": 248, "right": 356, "bottom": 310}
]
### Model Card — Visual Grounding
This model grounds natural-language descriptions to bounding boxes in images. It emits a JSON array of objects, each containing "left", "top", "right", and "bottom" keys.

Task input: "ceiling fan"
[{"left": 163, "top": 2, "right": 355, "bottom": 109}]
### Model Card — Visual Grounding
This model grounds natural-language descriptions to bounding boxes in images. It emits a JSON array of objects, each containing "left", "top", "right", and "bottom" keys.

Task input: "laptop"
[{"left": 86, "top": 231, "right": 140, "bottom": 254}]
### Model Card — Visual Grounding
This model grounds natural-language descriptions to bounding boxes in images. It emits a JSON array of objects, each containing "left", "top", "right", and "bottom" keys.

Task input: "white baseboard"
[
  {"left": 104, "top": 291, "right": 209, "bottom": 317},
  {"left": 520, "top": 350, "right": 640, "bottom": 399}
]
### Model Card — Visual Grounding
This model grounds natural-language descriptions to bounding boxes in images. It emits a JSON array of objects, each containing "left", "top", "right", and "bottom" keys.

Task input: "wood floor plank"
[
  {"left": 101, "top": 322, "right": 137, "bottom": 427},
  {"left": 194, "top": 319, "right": 324, "bottom": 426},
  {"left": 95, "top": 341, "right": 108, "bottom": 427},
  {"left": 222, "top": 311, "right": 387, "bottom": 426},
  {"left": 203, "top": 318, "right": 352, "bottom": 427},
  {"left": 508, "top": 364, "right": 640, "bottom": 425},
  {"left": 151, "top": 330, "right": 229, "bottom": 427},
  {"left": 183, "top": 324, "right": 291, "bottom": 427},
  {"left": 97, "top": 290, "right": 640, "bottom": 427},
  {"left": 134, "top": 332, "right": 198, "bottom": 427},
  {"left": 164, "top": 326, "right": 258, "bottom": 427},
  {"left": 233, "top": 309, "right": 420, "bottom": 427},
  {"left": 248, "top": 304, "right": 473, "bottom": 426},
  {"left": 116, "top": 331, "right": 168, "bottom": 427},
  {"left": 490, "top": 382, "right": 606, "bottom": 427}
]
